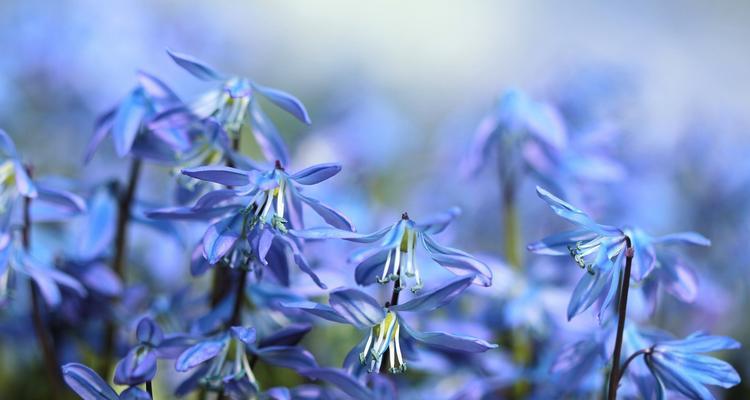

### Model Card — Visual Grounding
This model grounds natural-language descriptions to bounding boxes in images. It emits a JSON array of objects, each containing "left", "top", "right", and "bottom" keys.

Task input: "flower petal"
[
  {"left": 230, "top": 326, "right": 257, "bottom": 346},
  {"left": 112, "top": 89, "right": 146, "bottom": 157},
  {"left": 400, "top": 317, "right": 497, "bottom": 353},
  {"left": 290, "top": 226, "right": 389, "bottom": 243},
  {"left": 535, "top": 186, "right": 620, "bottom": 236},
  {"left": 300, "top": 368, "right": 373, "bottom": 400},
  {"left": 296, "top": 192, "right": 354, "bottom": 231},
  {"left": 421, "top": 234, "right": 492, "bottom": 286},
  {"left": 254, "top": 83, "right": 311, "bottom": 124},
  {"left": 289, "top": 163, "right": 341, "bottom": 185},
  {"left": 250, "top": 101, "right": 289, "bottom": 165},
  {"left": 652, "top": 232, "right": 711, "bottom": 247},
  {"left": 252, "top": 345, "right": 318, "bottom": 371},
  {"left": 202, "top": 213, "right": 244, "bottom": 264},
  {"left": 175, "top": 336, "right": 228, "bottom": 372},
  {"left": 527, "top": 229, "right": 597, "bottom": 255},
  {"left": 61, "top": 363, "right": 119, "bottom": 400},
  {"left": 280, "top": 300, "right": 349, "bottom": 324},
  {"left": 414, "top": 207, "right": 461, "bottom": 235},
  {"left": 166, "top": 49, "right": 224, "bottom": 81},
  {"left": 390, "top": 276, "right": 473, "bottom": 313},
  {"left": 329, "top": 288, "right": 385, "bottom": 329},
  {"left": 78, "top": 188, "right": 117, "bottom": 260},
  {"left": 182, "top": 166, "right": 251, "bottom": 186},
  {"left": 136, "top": 317, "right": 163, "bottom": 346}
]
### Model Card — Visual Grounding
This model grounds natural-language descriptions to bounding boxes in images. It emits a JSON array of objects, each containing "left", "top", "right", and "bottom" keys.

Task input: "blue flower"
[
  {"left": 62, "top": 363, "right": 153, "bottom": 400},
  {"left": 166, "top": 49, "right": 311, "bottom": 165},
  {"left": 283, "top": 276, "right": 497, "bottom": 374},
  {"left": 528, "top": 186, "right": 709, "bottom": 321},
  {"left": 635, "top": 332, "right": 741, "bottom": 400},
  {"left": 85, "top": 71, "right": 189, "bottom": 162},
  {"left": 291, "top": 209, "right": 491, "bottom": 292},
  {"left": 114, "top": 317, "right": 190, "bottom": 386},
  {"left": 148, "top": 162, "right": 351, "bottom": 288},
  {"left": 463, "top": 89, "right": 566, "bottom": 178},
  {"left": 0, "top": 129, "right": 37, "bottom": 201},
  {"left": 174, "top": 325, "right": 317, "bottom": 397}
]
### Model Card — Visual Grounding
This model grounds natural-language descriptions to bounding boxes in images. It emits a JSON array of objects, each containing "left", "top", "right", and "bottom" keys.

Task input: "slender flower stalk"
[
  {"left": 607, "top": 236, "right": 633, "bottom": 400},
  {"left": 146, "top": 380, "right": 153, "bottom": 398},
  {"left": 101, "top": 157, "right": 142, "bottom": 377},
  {"left": 24, "top": 166, "right": 62, "bottom": 399}
]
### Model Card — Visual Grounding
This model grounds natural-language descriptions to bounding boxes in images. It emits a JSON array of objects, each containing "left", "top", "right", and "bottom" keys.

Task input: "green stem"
[{"left": 502, "top": 184, "right": 523, "bottom": 269}]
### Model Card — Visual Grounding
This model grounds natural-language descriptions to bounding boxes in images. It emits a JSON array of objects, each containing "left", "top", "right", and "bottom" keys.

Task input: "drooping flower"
[
  {"left": 84, "top": 71, "right": 190, "bottom": 162},
  {"left": 148, "top": 162, "right": 351, "bottom": 288},
  {"left": 528, "top": 186, "right": 710, "bottom": 321},
  {"left": 174, "top": 325, "right": 317, "bottom": 397},
  {"left": 634, "top": 332, "right": 741, "bottom": 400},
  {"left": 283, "top": 276, "right": 497, "bottom": 374},
  {"left": 62, "top": 363, "right": 150, "bottom": 400},
  {"left": 463, "top": 89, "right": 566, "bottom": 180},
  {"left": 291, "top": 208, "right": 491, "bottom": 293},
  {"left": 0, "top": 130, "right": 87, "bottom": 307},
  {"left": 114, "top": 317, "right": 190, "bottom": 386},
  {"left": 166, "top": 49, "right": 311, "bottom": 165}
]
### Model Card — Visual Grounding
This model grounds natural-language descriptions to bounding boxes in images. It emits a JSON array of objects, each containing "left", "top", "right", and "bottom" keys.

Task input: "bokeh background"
[{"left": 2, "top": 0, "right": 750, "bottom": 398}]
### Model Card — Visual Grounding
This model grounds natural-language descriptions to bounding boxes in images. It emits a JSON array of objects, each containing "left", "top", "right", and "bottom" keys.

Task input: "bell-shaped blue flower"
[
  {"left": 633, "top": 332, "right": 741, "bottom": 400},
  {"left": 528, "top": 186, "right": 710, "bottom": 321},
  {"left": 291, "top": 209, "right": 491, "bottom": 292},
  {"left": 283, "top": 276, "right": 497, "bottom": 374},
  {"left": 85, "top": 71, "right": 189, "bottom": 162},
  {"left": 166, "top": 49, "right": 311, "bottom": 165}
]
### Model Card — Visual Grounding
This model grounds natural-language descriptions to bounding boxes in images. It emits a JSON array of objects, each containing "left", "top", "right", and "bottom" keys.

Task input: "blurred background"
[{"left": 2, "top": 0, "right": 750, "bottom": 398}]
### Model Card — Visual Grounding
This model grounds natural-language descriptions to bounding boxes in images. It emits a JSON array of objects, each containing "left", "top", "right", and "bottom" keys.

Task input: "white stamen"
[
  {"left": 360, "top": 329, "right": 374, "bottom": 364},
  {"left": 371, "top": 319, "right": 388, "bottom": 357},
  {"left": 391, "top": 245, "right": 402, "bottom": 280},
  {"left": 394, "top": 323, "right": 404, "bottom": 368},
  {"left": 259, "top": 191, "right": 274, "bottom": 222},
  {"left": 388, "top": 340, "right": 395, "bottom": 371},
  {"left": 379, "top": 249, "right": 393, "bottom": 283},
  {"left": 405, "top": 230, "right": 415, "bottom": 276},
  {"left": 275, "top": 179, "right": 286, "bottom": 219}
]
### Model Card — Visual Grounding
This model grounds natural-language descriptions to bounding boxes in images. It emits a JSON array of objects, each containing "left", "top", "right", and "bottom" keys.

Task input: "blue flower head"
[
  {"left": 166, "top": 49, "right": 311, "bottom": 165},
  {"left": 85, "top": 71, "right": 189, "bottom": 162},
  {"left": 292, "top": 208, "right": 492, "bottom": 293},
  {"left": 464, "top": 89, "right": 566, "bottom": 178},
  {"left": 528, "top": 186, "right": 710, "bottom": 321},
  {"left": 175, "top": 325, "right": 317, "bottom": 397},
  {"left": 631, "top": 332, "right": 741, "bottom": 400},
  {"left": 0, "top": 130, "right": 88, "bottom": 307},
  {"left": 284, "top": 277, "right": 497, "bottom": 375},
  {"left": 149, "top": 162, "right": 351, "bottom": 288}
]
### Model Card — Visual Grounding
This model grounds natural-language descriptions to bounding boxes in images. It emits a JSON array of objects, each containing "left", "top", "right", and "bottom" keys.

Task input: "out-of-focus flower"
[
  {"left": 528, "top": 186, "right": 709, "bottom": 321},
  {"left": 84, "top": 72, "right": 189, "bottom": 162},
  {"left": 0, "top": 131, "right": 87, "bottom": 306},
  {"left": 638, "top": 332, "right": 741, "bottom": 399},
  {"left": 284, "top": 276, "right": 497, "bottom": 374},
  {"left": 62, "top": 363, "right": 151, "bottom": 400},
  {"left": 166, "top": 49, "right": 311, "bottom": 165},
  {"left": 175, "top": 325, "right": 317, "bottom": 398},
  {"left": 464, "top": 89, "right": 566, "bottom": 178},
  {"left": 114, "top": 317, "right": 190, "bottom": 386},
  {"left": 292, "top": 208, "right": 491, "bottom": 292}
]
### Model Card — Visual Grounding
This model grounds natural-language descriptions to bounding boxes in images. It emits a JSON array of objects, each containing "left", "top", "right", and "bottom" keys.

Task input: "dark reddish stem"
[
  {"left": 24, "top": 166, "right": 62, "bottom": 399},
  {"left": 607, "top": 236, "right": 634, "bottom": 400},
  {"left": 100, "top": 158, "right": 142, "bottom": 377}
]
